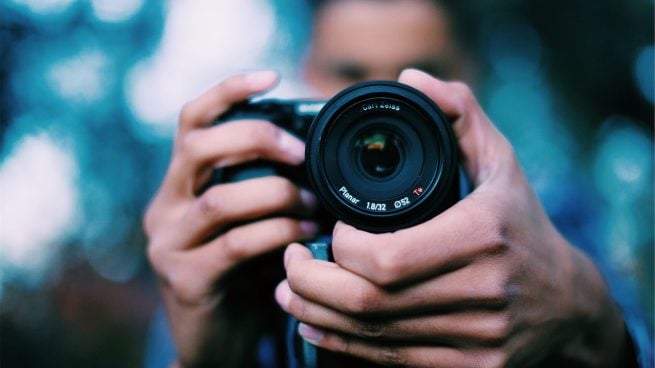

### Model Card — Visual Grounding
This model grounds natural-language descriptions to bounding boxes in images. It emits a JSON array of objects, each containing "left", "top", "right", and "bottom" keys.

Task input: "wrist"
[
  {"left": 171, "top": 303, "right": 263, "bottom": 368},
  {"left": 555, "top": 244, "right": 633, "bottom": 367}
]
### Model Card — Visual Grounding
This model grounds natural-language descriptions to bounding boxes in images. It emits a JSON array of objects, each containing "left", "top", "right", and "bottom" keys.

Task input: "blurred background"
[{"left": 0, "top": 0, "right": 652, "bottom": 366}]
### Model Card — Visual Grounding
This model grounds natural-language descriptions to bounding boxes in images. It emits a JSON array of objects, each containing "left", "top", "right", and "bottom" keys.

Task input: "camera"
[{"left": 215, "top": 81, "right": 459, "bottom": 233}]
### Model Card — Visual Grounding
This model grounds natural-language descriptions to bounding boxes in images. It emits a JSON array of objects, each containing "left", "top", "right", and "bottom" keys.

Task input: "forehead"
[{"left": 312, "top": 0, "right": 453, "bottom": 62}]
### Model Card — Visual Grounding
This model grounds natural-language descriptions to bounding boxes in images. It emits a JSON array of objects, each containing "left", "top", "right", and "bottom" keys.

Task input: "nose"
[{"left": 366, "top": 67, "right": 402, "bottom": 82}]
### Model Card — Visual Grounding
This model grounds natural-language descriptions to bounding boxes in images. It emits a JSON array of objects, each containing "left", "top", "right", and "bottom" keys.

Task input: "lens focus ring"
[{"left": 305, "top": 81, "right": 459, "bottom": 233}]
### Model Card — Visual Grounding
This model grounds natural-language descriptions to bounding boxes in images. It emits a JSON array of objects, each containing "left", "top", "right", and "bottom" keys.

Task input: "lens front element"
[{"left": 355, "top": 129, "right": 401, "bottom": 179}]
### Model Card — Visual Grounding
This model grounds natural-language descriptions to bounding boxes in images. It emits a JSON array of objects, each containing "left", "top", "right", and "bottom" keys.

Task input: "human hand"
[
  {"left": 144, "top": 72, "right": 319, "bottom": 367},
  {"left": 276, "top": 69, "right": 630, "bottom": 367}
]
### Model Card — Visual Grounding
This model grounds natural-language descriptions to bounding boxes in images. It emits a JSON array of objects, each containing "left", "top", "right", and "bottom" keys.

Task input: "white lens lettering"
[
  {"left": 366, "top": 202, "right": 386, "bottom": 211},
  {"left": 361, "top": 101, "right": 400, "bottom": 112},
  {"left": 338, "top": 186, "right": 360, "bottom": 204},
  {"left": 394, "top": 197, "right": 410, "bottom": 209}
]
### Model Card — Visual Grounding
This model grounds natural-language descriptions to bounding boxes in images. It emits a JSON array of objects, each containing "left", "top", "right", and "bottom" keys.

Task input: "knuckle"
[
  {"left": 368, "top": 243, "right": 407, "bottom": 286},
  {"left": 480, "top": 314, "right": 512, "bottom": 345},
  {"left": 219, "top": 230, "right": 247, "bottom": 262},
  {"left": 177, "top": 129, "right": 200, "bottom": 157},
  {"left": 346, "top": 284, "right": 381, "bottom": 314},
  {"left": 195, "top": 188, "right": 226, "bottom": 221},
  {"left": 476, "top": 205, "right": 510, "bottom": 254},
  {"left": 450, "top": 81, "right": 475, "bottom": 107},
  {"left": 379, "top": 345, "right": 407, "bottom": 367},
  {"left": 179, "top": 101, "right": 200, "bottom": 127},
  {"left": 355, "top": 319, "right": 385, "bottom": 339},
  {"left": 483, "top": 268, "right": 511, "bottom": 306}
]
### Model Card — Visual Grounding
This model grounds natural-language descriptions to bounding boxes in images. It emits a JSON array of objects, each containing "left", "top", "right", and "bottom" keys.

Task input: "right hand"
[{"left": 143, "top": 71, "right": 319, "bottom": 367}]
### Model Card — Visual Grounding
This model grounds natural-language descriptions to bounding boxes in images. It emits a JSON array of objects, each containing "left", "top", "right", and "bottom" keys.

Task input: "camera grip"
[{"left": 306, "top": 242, "right": 333, "bottom": 262}]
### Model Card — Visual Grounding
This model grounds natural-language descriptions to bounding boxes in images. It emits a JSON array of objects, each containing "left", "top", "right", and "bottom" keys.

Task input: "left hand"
[{"left": 275, "top": 70, "right": 629, "bottom": 367}]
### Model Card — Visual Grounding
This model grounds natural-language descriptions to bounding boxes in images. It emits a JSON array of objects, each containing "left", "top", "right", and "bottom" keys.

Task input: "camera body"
[{"left": 215, "top": 81, "right": 460, "bottom": 233}]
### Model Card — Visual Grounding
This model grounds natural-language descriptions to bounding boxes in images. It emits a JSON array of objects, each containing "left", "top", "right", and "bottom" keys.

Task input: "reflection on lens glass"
[{"left": 355, "top": 129, "right": 401, "bottom": 178}]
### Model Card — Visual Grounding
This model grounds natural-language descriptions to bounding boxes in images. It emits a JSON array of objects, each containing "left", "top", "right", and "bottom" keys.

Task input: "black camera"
[{"left": 215, "top": 81, "right": 459, "bottom": 233}]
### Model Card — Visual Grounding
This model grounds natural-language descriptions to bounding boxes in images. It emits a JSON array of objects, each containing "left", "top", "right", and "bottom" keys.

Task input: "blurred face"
[{"left": 305, "top": 0, "right": 464, "bottom": 97}]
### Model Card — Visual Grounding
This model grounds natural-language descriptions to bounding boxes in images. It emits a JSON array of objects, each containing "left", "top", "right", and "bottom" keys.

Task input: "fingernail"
[
  {"left": 299, "top": 189, "right": 317, "bottom": 208},
  {"left": 274, "top": 282, "right": 291, "bottom": 311},
  {"left": 398, "top": 68, "right": 428, "bottom": 83},
  {"left": 245, "top": 70, "right": 278, "bottom": 89},
  {"left": 300, "top": 221, "right": 319, "bottom": 236},
  {"left": 400, "top": 68, "right": 426, "bottom": 76},
  {"left": 278, "top": 131, "right": 306, "bottom": 163},
  {"left": 298, "top": 323, "right": 324, "bottom": 343}
]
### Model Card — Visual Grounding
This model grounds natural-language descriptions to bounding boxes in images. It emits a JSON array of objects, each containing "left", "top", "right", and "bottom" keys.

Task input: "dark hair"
[{"left": 307, "top": 0, "right": 477, "bottom": 51}]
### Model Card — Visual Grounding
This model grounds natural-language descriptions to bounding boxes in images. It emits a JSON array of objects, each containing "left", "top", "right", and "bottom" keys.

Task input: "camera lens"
[
  {"left": 355, "top": 129, "right": 401, "bottom": 179},
  {"left": 305, "top": 81, "right": 459, "bottom": 233}
]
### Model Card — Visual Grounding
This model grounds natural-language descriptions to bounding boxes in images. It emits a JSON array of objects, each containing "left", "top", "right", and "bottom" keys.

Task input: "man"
[{"left": 144, "top": 0, "right": 641, "bottom": 366}]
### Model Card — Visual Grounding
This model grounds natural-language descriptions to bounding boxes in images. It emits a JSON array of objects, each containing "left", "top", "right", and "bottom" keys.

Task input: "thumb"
[{"left": 398, "top": 68, "right": 514, "bottom": 186}]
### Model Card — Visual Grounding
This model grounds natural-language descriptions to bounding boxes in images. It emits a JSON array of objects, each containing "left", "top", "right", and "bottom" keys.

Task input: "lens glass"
[{"left": 355, "top": 129, "right": 401, "bottom": 178}]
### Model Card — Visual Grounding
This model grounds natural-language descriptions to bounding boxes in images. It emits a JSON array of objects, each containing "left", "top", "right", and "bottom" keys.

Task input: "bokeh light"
[
  {"left": 594, "top": 117, "right": 653, "bottom": 204},
  {"left": 9, "top": 0, "right": 75, "bottom": 15},
  {"left": 634, "top": 45, "right": 654, "bottom": 104},
  {"left": 125, "top": 0, "right": 276, "bottom": 137},
  {"left": 0, "top": 132, "right": 80, "bottom": 288},
  {"left": 484, "top": 17, "right": 544, "bottom": 83},
  {"left": 47, "top": 48, "right": 110, "bottom": 105},
  {"left": 91, "top": 0, "right": 144, "bottom": 23}
]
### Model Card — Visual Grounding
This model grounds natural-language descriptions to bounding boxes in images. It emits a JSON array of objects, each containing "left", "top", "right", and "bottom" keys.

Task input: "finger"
[
  {"left": 277, "top": 281, "right": 510, "bottom": 346},
  {"left": 194, "top": 218, "right": 319, "bottom": 280},
  {"left": 284, "top": 244, "right": 510, "bottom": 316},
  {"left": 178, "top": 71, "right": 279, "bottom": 135},
  {"left": 332, "top": 191, "right": 510, "bottom": 287},
  {"left": 398, "top": 69, "right": 467, "bottom": 117},
  {"left": 297, "top": 325, "right": 503, "bottom": 368},
  {"left": 183, "top": 119, "right": 306, "bottom": 168},
  {"left": 332, "top": 71, "right": 525, "bottom": 287},
  {"left": 150, "top": 218, "right": 318, "bottom": 305},
  {"left": 398, "top": 68, "right": 514, "bottom": 186},
  {"left": 169, "top": 119, "right": 305, "bottom": 190},
  {"left": 158, "top": 177, "right": 317, "bottom": 250}
]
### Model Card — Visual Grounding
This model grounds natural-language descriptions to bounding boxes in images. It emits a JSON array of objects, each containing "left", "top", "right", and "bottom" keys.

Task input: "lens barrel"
[{"left": 306, "top": 81, "right": 459, "bottom": 233}]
